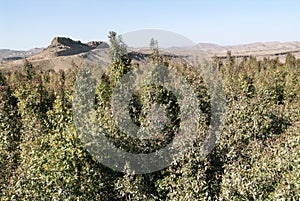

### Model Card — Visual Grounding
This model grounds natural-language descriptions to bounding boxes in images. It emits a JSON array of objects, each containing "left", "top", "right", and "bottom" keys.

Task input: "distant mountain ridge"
[
  {"left": 0, "top": 48, "right": 43, "bottom": 62},
  {"left": 195, "top": 41, "right": 300, "bottom": 57},
  {"left": 1, "top": 37, "right": 300, "bottom": 71}
]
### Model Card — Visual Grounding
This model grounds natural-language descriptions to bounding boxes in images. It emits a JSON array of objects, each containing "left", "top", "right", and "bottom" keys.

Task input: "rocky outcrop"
[
  {"left": 86, "top": 41, "right": 109, "bottom": 49},
  {"left": 43, "top": 37, "right": 109, "bottom": 57}
]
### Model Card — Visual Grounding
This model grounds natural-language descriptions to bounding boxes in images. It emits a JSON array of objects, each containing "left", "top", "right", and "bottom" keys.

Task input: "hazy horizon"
[{"left": 2, "top": 35, "right": 300, "bottom": 51}]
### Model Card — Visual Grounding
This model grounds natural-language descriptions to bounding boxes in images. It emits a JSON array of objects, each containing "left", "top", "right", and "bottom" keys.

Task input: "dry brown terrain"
[{"left": 1, "top": 37, "right": 299, "bottom": 71}]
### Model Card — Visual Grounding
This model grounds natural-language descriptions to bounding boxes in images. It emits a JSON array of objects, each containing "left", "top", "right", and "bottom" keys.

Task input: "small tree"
[
  {"left": 23, "top": 60, "right": 34, "bottom": 80},
  {"left": 107, "top": 31, "right": 131, "bottom": 87},
  {"left": 108, "top": 31, "right": 128, "bottom": 63},
  {"left": 150, "top": 38, "right": 160, "bottom": 65},
  {"left": 285, "top": 53, "right": 296, "bottom": 68}
]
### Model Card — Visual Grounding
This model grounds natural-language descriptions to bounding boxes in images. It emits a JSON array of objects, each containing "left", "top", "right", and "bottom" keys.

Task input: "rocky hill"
[
  {"left": 0, "top": 37, "right": 110, "bottom": 71},
  {"left": 41, "top": 37, "right": 109, "bottom": 57}
]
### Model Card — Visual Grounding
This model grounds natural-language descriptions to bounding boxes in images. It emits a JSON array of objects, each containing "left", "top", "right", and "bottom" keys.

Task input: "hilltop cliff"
[{"left": 42, "top": 37, "right": 109, "bottom": 57}]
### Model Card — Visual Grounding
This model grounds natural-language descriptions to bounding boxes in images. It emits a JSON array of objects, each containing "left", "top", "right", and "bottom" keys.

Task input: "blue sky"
[{"left": 0, "top": 0, "right": 299, "bottom": 50}]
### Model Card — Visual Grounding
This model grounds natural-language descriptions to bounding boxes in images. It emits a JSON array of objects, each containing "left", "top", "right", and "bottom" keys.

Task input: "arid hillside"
[{"left": 1, "top": 37, "right": 300, "bottom": 71}]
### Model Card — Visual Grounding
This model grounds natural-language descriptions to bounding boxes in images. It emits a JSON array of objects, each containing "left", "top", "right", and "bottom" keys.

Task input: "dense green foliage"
[{"left": 0, "top": 34, "right": 299, "bottom": 200}]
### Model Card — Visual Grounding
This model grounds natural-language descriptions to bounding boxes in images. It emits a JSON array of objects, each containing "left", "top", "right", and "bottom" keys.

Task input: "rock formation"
[{"left": 43, "top": 37, "right": 109, "bottom": 57}]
